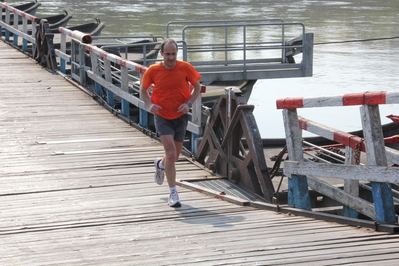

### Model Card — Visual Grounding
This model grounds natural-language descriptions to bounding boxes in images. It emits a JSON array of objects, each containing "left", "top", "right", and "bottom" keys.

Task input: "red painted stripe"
[
  {"left": 85, "top": 45, "right": 93, "bottom": 52},
  {"left": 342, "top": 91, "right": 387, "bottom": 106},
  {"left": 31, "top": 16, "right": 39, "bottom": 22},
  {"left": 342, "top": 93, "right": 364, "bottom": 106},
  {"left": 333, "top": 131, "right": 365, "bottom": 151},
  {"left": 364, "top": 91, "right": 386, "bottom": 105},
  {"left": 135, "top": 66, "right": 146, "bottom": 74},
  {"left": 99, "top": 50, "right": 108, "bottom": 59},
  {"left": 276, "top": 97, "right": 304, "bottom": 109},
  {"left": 384, "top": 135, "right": 399, "bottom": 144},
  {"left": 349, "top": 136, "right": 365, "bottom": 152},
  {"left": 334, "top": 131, "right": 352, "bottom": 147},
  {"left": 298, "top": 118, "right": 308, "bottom": 130},
  {"left": 275, "top": 99, "right": 285, "bottom": 109},
  {"left": 116, "top": 57, "right": 126, "bottom": 67}
]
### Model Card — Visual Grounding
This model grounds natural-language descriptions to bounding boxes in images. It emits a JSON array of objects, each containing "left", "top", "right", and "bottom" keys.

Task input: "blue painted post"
[
  {"left": 5, "top": 29, "right": 10, "bottom": 41},
  {"left": 139, "top": 109, "right": 148, "bottom": 128},
  {"left": 361, "top": 104, "right": 396, "bottom": 224},
  {"left": 95, "top": 82, "right": 102, "bottom": 97},
  {"left": 343, "top": 206, "right": 358, "bottom": 218},
  {"left": 288, "top": 175, "right": 312, "bottom": 210},
  {"left": 22, "top": 39, "right": 28, "bottom": 51},
  {"left": 13, "top": 34, "right": 18, "bottom": 46},
  {"left": 191, "top": 133, "right": 201, "bottom": 154},
  {"left": 121, "top": 99, "right": 130, "bottom": 118},
  {"left": 106, "top": 90, "right": 114, "bottom": 107},
  {"left": 372, "top": 182, "right": 396, "bottom": 223},
  {"left": 60, "top": 59, "right": 66, "bottom": 73},
  {"left": 282, "top": 108, "right": 312, "bottom": 211}
]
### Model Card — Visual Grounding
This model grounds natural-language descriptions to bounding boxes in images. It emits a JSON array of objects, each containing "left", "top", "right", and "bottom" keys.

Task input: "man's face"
[{"left": 160, "top": 43, "right": 177, "bottom": 69}]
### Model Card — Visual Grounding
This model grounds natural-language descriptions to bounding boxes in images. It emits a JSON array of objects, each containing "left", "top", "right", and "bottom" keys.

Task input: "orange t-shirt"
[{"left": 141, "top": 60, "right": 202, "bottom": 120}]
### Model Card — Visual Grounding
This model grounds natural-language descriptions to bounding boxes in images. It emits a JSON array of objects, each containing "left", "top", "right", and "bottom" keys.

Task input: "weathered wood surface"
[
  {"left": 284, "top": 160, "right": 399, "bottom": 183},
  {"left": 2, "top": 41, "right": 399, "bottom": 265}
]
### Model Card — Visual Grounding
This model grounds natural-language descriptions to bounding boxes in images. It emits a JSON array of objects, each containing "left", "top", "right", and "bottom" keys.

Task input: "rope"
[{"left": 314, "top": 36, "right": 399, "bottom": 45}]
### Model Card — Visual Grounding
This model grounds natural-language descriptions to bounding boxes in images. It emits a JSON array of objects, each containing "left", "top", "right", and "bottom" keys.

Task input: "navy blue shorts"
[{"left": 154, "top": 114, "right": 188, "bottom": 142}]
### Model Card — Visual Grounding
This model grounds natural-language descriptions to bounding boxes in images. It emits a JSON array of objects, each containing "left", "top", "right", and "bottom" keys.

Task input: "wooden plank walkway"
[{"left": 1, "top": 40, "right": 399, "bottom": 265}]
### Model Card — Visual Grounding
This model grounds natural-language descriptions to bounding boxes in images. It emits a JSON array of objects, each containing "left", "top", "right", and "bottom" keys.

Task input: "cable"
[{"left": 314, "top": 36, "right": 399, "bottom": 45}]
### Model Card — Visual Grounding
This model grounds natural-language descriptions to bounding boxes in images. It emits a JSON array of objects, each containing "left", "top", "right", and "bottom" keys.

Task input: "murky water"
[{"left": 10, "top": 0, "right": 399, "bottom": 137}]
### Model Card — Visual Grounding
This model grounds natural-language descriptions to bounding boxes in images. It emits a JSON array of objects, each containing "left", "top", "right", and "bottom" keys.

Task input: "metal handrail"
[
  {"left": 166, "top": 18, "right": 285, "bottom": 37},
  {"left": 100, "top": 41, "right": 161, "bottom": 66},
  {"left": 180, "top": 22, "right": 305, "bottom": 63}
]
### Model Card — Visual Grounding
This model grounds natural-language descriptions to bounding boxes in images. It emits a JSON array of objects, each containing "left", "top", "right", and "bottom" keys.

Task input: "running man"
[{"left": 139, "top": 38, "right": 202, "bottom": 207}]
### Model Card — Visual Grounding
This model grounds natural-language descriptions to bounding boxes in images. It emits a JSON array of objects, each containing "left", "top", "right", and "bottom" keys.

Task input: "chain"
[{"left": 354, "top": 139, "right": 364, "bottom": 165}]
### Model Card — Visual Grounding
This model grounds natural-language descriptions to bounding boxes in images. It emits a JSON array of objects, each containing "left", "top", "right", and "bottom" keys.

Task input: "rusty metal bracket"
[{"left": 195, "top": 89, "right": 275, "bottom": 202}]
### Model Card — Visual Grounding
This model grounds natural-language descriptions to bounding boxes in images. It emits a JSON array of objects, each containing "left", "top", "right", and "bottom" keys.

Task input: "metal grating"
[{"left": 188, "top": 179, "right": 265, "bottom": 202}]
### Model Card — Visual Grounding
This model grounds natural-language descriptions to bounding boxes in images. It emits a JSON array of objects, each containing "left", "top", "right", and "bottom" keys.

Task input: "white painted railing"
[
  {"left": 277, "top": 90, "right": 399, "bottom": 224},
  {"left": 0, "top": 2, "right": 38, "bottom": 50},
  {"left": 84, "top": 41, "right": 204, "bottom": 139},
  {"left": 1, "top": 7, "right": 205, "bottom": 152}
]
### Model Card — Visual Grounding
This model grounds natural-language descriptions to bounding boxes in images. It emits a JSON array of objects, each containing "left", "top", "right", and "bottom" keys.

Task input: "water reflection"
[{"left": 10, "top": 0, "right": 399, "bottom": 137}]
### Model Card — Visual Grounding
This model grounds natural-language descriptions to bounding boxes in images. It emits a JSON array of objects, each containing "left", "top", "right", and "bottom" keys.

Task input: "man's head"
[{"left": 160, "top": 39, "right": 178, "bottom": 69}]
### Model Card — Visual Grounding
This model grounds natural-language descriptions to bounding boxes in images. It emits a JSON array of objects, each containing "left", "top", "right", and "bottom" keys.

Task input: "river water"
[{"left": 11, "top": 0, "right": 399, "bottom": 138}]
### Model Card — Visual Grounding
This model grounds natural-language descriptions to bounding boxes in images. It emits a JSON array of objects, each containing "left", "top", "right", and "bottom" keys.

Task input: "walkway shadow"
[{"left": 161, "top": 197, "right": 245, "bottom": 228}]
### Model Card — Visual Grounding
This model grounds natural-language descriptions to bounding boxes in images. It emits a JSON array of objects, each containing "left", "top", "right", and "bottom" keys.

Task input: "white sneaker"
[
  {"left": 168, "top": 191, "right": 181, "bottom": 207},
  {"left": 154, "top": 158, "right": 164, "bottom": 185}
]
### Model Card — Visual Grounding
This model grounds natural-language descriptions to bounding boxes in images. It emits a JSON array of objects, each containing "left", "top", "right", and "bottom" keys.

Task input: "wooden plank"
[
  {"left": 284, "top": 160, "right": 399, "bottom": 183},
  {"left": 306, "top": 175, "right": 376, "bottom": 220}
]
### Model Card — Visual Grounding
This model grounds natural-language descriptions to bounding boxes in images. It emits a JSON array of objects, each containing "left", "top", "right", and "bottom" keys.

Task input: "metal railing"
[
  {"left": 84, "top": 41, "right": 204, "bottom": 148},
  {"left": 54, "top": 33, "right": 204, "bottom": 141},
  {"left": 167, "top": 19, "right": 287, "bottom": 62},
  {"left": 0, "top": 2, "right": 38, "bottom": 50},
  {"left": 166, "top": 19, "right": 308, "bottom": 84}
]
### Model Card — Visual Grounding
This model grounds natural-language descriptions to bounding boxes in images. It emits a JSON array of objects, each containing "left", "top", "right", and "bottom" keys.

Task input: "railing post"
[
  {"left": 120, "top": 66, "right": 130, "bottom": 118},
  {"left": 60, "top": 33, "right": 67, "bottom": 73},
  {"left": 343, "top": 146, "right": 359, "bottom": 218},
  {"left": 360, "top": 104, "right": 396, "bottom": 224},
  {"left": 4, "top": 9, "right": 10, "bottom": 41},
  {"left": 89, "top": 50, "right": 103, "bottom": 98},
  {"left": 139, "top": 110, "right": 148, "bottom": 128},
  {"left": 12, "top": 9, "right": 18, "bottom": 46},
  {"left": 282, "top": 108, "right": 311, "bottom": 210},
  {"left": 95, "top": 82, "right": 103, "bottom": 98},
  {"left": 79, "top": 44, "right": 87, "bottom": 85},
  {"left": 302, "top": 33, "right": 314, "bottom": 77},
  {"left": 103, "top": 58, "right": 114, "bottom": 107},
  {"left": 139, "top": 68, "right": 149, "bottom": 129},
  {"left": 22, "top": 17, "right": 28, "bottom": 51},
  {"left": 31, "top": 21, "right": 37, "bottom": 52},
  {"left": 190, "top": 89, "right": 202, "bottom": 153},
  {"left": 70, "top": 40, "right": 78, "bottom": 80}
]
